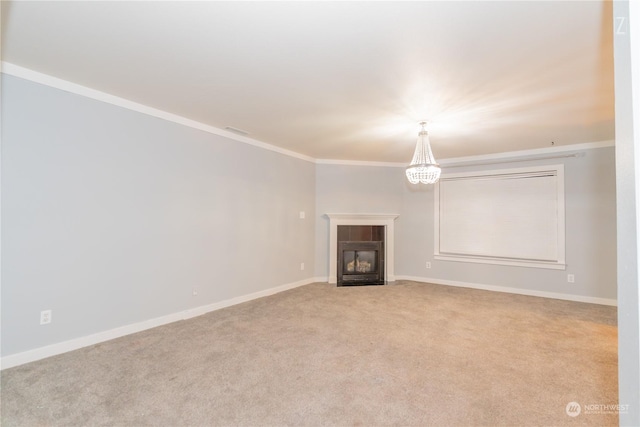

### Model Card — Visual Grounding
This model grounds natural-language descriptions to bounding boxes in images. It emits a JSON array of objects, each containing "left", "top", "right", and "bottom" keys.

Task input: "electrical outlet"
[
  {"left": 426, "top": 262, "right": 432, "bottom": 269},
  {"left": 192, "top": 289, "right": 198, "bottom": 296},
  {"left": 300, "top": 262, "right": 305, "bottom": 271},
  {"left": 299, "top": 211, "right": 305, "bottom": 219},
  {"left": 567, "top": 274, "right": 575, "bottom": 283},
  {"left": 40, "top": 310, "right": 52, "bottom": 325}
]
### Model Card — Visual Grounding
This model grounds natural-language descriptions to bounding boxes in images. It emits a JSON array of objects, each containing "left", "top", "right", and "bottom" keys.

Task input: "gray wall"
[
  {"left": 316, "top": 148, "right": 617, "bottom": 300},
  {"left": 1, "top": 75, "right": 316, "bottom": 357}
]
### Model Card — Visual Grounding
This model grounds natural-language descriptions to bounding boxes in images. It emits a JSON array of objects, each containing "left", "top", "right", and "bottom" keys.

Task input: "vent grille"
[{"left": 224, "top": 126, "right": 249, "bottom": 136}]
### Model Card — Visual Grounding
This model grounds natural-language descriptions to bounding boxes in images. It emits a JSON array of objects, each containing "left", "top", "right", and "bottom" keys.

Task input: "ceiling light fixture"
[{"left": 406, "top": 121, "right": 441, "bottom": 184}]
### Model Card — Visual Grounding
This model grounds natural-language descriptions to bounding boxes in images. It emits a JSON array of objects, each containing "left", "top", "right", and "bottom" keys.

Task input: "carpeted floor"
[{"left": 1, "top": 281, "right": 618, "bottom": 426}]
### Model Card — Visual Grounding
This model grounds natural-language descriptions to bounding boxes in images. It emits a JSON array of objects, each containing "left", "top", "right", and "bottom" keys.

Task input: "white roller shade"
[{"left": 435, "top": 166, "right": 565, "bottom": 269}]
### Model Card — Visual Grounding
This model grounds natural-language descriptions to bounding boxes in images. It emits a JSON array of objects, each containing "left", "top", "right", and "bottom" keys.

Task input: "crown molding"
[
  {"left": 315, "top": 158, "right": 406, "bottom": 167},
  {"left": 439, "top": 140, "right": 615, "bottom": 167},
  {"left": 2, "top": 62, "right": 615, "bottom": 168},
  {"left": 1, "top": 62, "right": 315, "bottom": 163},
  {"left": 317, "top": 141, "right": 615, "bottom": 168}
]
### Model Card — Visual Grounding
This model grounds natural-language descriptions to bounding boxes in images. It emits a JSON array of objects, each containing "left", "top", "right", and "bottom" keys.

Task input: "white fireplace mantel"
[{"left": 326, "top": 213, "right": 399, "bottom": 284}]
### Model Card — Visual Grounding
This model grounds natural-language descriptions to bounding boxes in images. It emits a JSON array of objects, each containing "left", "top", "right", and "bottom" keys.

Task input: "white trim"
[
  {"left": 439, "top": 141, "right": 615, "bottom": 166},
  {"left": 326, "top": 213, "right": 400, "bottom": 222},
  {"left": 0, "top": 62, "right": 315, "bottom": 163},
  {"left": 2, "top": 62, "right": 614, "bottom": 167},
  {"left": 0, "top": 277, "right": 316, "bottom": 370},
  {"left": 434, "top": 165, "right": 566, "bottom": 270},
  {"left": 432, "top": 254, "right": 566, "bottom": 270},
  {"left": 315, "top": 159, "right": 405, "bottom": 167},
  {"left": 326, "top": 214, "right": 399, "bottom": 284},
  {"left": 396, "top": 276, "right": 617, "bottom": 306},
  {"left": 315, "top": 141, "right": 614, "bottom": 168}
]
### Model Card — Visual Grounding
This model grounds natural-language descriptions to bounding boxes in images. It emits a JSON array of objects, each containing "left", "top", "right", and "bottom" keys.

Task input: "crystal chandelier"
[{"left": 405, "top": 121, "right": 441, "bottom": 184}]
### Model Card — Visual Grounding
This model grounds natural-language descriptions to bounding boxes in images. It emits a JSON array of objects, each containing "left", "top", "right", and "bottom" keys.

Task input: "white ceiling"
[{"left": 1, "top": 1, "right": 615, "bottom": 163}]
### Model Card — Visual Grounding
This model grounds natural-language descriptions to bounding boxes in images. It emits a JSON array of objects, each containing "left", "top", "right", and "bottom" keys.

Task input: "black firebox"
[{"left": 337, "top": 240, "right": 384, "bottom": 286}]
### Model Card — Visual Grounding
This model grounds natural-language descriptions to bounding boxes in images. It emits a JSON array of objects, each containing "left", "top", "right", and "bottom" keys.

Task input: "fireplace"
[
  {"left": 338, "top": 241, "right": 384, "bottom": 286},
  {"left": 326, "top": 214, "right": 399, "bottom": 285},
  {"left": 337, "top": 225, "right": 385, "bottom": 286}
]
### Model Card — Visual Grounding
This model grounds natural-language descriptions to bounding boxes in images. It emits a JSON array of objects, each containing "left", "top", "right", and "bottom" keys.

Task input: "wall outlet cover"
[{"left": 40, "top": 310, "right": 52, "bottom": 325}]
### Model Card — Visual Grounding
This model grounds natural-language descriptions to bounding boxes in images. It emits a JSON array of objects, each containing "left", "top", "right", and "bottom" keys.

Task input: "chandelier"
[{"left": 405, "top": 121, "right": 441, "bottom": 184}]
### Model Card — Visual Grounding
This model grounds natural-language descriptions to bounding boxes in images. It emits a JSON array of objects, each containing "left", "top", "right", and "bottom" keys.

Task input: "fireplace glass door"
[
  {"left": 343, "top": 250, "right": 377, "bottom": 274},
  {"left": 338, "top": 241, "right": 384, "bottom": 286}
]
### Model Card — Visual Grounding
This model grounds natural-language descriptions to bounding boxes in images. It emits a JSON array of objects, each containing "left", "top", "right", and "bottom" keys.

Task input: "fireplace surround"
[{"left": 326, "top": 214, "right": 399, "bottom": 285}]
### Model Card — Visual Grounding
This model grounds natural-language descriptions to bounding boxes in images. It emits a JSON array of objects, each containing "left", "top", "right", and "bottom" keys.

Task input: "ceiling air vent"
[{"left": 224, "top": 126, "right": 250, "bottom": 136}]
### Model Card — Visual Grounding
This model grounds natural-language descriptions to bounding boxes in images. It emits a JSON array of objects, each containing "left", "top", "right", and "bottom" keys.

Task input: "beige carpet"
[{"left": 1, "top": 281, "right": 618, "bottom": 426}]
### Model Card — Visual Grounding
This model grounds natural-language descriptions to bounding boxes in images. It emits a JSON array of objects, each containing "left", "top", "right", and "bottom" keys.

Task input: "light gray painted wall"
[
  {"left": 1, "top": 75, "right": 316, "bottom": 357},
  {"left": 315, "top": 148, "right": 617, "bottom": 300}
]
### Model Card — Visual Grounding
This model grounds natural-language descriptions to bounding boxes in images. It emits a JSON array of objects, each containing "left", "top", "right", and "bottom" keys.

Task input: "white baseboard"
[
  {"left": 0, "top": 278, "right": 316, "bottom": 370},
  {"left": 3, "top": 276, "right": 614, "bottom": 370},
  {"left": 395, "top": 275, "right": 617, "bottom": 306}
]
